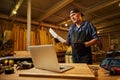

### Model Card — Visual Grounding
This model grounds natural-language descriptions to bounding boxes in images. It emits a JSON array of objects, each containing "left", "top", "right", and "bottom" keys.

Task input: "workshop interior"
[{"left": 0, "top": 0, "right": 120, "bottom": 79}]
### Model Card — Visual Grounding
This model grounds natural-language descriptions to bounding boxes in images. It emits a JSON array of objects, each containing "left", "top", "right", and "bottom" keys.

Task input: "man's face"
[{"left": 70, "top": 12, "right": 81, "bottom": 23}]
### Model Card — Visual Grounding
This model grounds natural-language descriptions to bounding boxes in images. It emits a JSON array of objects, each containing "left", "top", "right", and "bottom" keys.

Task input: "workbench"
[{"left": 0, "top": 63, "right": 120, "bottom": 80}]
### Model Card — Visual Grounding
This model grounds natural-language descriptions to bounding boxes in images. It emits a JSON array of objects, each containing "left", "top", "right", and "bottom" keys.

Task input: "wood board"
[{"left": 19, "top": 63, "right": 95, "bottom": 79}]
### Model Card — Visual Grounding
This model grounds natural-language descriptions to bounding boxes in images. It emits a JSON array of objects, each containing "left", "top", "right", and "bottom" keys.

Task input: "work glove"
[
  {"left": 74, "top": 42, "right": 86, "bottom": 49},
  {"left": 54, "top": 38, "right": 60, "bottom": 43}
]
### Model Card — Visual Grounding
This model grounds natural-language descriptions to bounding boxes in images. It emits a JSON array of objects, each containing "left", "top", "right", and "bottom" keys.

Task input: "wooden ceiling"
[{"left": 0, "top": 0, "right": 120, "bottom": 35}]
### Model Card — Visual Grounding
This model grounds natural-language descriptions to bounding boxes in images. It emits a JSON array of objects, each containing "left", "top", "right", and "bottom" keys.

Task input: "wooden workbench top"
[
  {"left": 0, "top": 63, "right": 120, "bottom": 80},
  {"left": 19, "top": 63, "right": 95, "bottom": 79}
]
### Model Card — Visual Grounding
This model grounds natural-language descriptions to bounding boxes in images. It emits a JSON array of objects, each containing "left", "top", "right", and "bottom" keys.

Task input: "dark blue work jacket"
[{"left": 67, "top": 21, "right": 99, "bottom": 64}]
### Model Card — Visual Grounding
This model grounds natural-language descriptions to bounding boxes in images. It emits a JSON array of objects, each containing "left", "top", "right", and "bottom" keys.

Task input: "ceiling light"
[
  {"left": 65, "top": 23, "right": 68, "bottom": 27},
  {"left": 119, "top": 3, "right": 120, "bottom": 7},
  {"left": 97, "top": 31, "right": 100, "bottom": 34},
  {"left": 13, "top": 10, "right": 17, "bottom": 14}
]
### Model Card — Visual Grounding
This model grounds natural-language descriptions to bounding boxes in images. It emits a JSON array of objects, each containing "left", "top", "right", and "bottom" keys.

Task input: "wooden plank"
[
  {"left": 19, "top": 27, "right": 23, "bottom": 50},
  {"left": 39, "top": 30, "right": 47, "bottom": 45},
  {"left": 23, "top": 28, "right": 26, "bottom": 50},
  {"left": 19, "top": 63, "right": 95, "bottom": 79}
]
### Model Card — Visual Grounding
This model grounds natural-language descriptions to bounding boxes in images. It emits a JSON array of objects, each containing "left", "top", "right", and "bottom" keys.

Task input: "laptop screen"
[{"left": 28, "top": 44, "right": 61, "bottom": 72}]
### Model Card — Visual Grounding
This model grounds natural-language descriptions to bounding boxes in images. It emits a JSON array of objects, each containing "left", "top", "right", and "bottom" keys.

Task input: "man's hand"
[
  {"left": 54, "top": 38, "right": 60, "bottom": 43},
  {"left": 74, "top": 42, "right": 86, "bottom": 49}
]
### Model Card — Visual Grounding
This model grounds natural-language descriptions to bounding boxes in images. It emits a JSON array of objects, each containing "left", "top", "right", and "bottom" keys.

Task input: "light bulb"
[{"left": 65, "top": 23, "right": 68, "bottom": 26}]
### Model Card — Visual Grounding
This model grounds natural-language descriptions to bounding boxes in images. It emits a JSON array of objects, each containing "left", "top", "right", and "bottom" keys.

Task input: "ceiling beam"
[
  {"left": 98, "top": 25, "right": 120, "bottom": 33},
  {"left": 0, "top": 14, "right": 68, "bottom": 31},
  {"left": 37, "top": 0, "right": 74, "bottom": 21},
  {"left": 85, "top": 0, "right": 120, "bottom": 14},
  {"left": 95, "top": 19, "right": 120, "bottom": 29},
  {"left": 98, "top": 30, "right": 120, "bottom": 36},
  {"left": 92, "top": 12, "right": 120, "bottom": 24},
  {"left": 99, "top": 29, "right": 120, "bottom": 34},
  {"left": 58, "top": 17, "right": 71, "bottom": 25},
  {"left": 59, "top": 0, "right": 120, "bottom": 25},
  {"left": 9, "top": 0, "right": 24, "bottom": 17},
  {"left": 40, "top": 22, "right": 68, "bottom": 31},
  {"left": 72, "top": 3, "right": 87, "bottom": 11}
]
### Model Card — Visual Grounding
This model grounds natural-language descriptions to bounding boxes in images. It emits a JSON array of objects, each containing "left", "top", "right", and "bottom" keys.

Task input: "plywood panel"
[
  {"left": 39, "top": 30, "right": 48, "bottom": 45},
  {"left": 19, "top": 63, "right": 95, "bottom": 79}
]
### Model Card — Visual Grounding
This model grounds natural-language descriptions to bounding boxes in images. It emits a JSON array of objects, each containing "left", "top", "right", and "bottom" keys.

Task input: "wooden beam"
[
  {"left": 0, "top": 14, "right": 68, "bottom": 31},
  {"left": 85, "top": 0, "right": 120, "bottom": 14},
  {"left": 92, "top": 12, "right": 120, "bottom": 24},
  {"left": 58, "top": 18, "right": 71, "bottom": 25},
  {"left": 95, "top": 19, "right": 120, "bottom": 29},
  {"left": 37, "top": 0, "right": 73, "bottom": 21},
  {"left": 72, "top": 3, "right": 87, "bottom": 10},
  {"left": 59, "top": 0, "right": 120, "bottom": 26},
  {"left": 98, "top": 25, "right": 120, "bottom": 34},
  {"left": 40, "top": 22, "right": 68, "bottom": 31}
]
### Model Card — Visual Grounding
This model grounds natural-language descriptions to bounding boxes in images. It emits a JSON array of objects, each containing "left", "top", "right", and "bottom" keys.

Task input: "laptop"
[{"left": 28, "top": 44, "right": 73, "bottom": 72}]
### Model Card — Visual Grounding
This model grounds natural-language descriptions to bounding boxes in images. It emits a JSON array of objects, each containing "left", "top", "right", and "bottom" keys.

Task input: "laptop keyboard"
[{"left": 60, "top": 66, "right": 65, "bottom": 69}]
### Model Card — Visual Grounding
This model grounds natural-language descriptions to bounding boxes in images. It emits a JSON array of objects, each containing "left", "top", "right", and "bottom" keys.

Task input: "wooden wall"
[
  {"left": 98, "top": 32, "right": 120, "bottom": 52},
  {"left": 0, "top": 19, "right": 68, "bottom": 51},
  {"left": 0, "top": 19, "right": 120, "bottom": 52}
]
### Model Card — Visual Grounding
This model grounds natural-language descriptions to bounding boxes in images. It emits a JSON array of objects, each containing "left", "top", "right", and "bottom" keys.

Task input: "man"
[{"left": 65, "top": 8, "right": 99, "bottom": 64}]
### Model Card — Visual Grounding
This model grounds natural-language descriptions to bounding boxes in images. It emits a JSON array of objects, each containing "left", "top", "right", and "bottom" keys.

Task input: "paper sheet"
[
  {"left": 49, "top": 28, "right": 66, "bottom": 43},
  {"left": 49, "top": 28, "right": 58, "bottom": 38}
]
